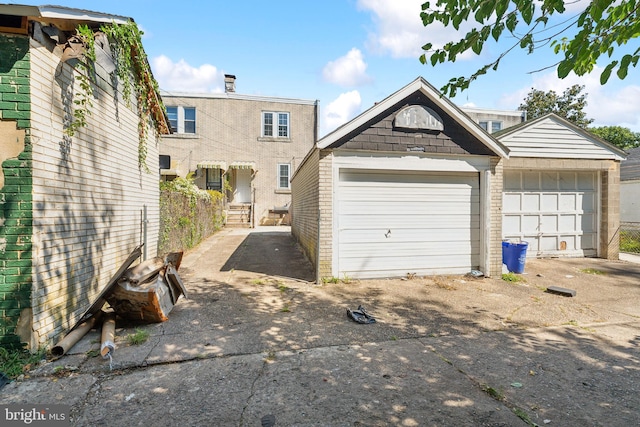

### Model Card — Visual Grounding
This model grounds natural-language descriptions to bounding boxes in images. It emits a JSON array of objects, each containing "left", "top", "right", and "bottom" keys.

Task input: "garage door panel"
[
  {"left": 340, "top": 241, "right": 479, "bottom": 258},
  {"left": 523, "top": 172, "right": 540, "bottom": 190},
  {"left": 339, "top": 215, "right": 479, "bottom": 229},
  {"left": 339, "top": 227, "right": 480, "bottom": 244},
  {"left": 503, "top": 216, "right": 520, "bottom": 234},
  {"left": 558, "top": 193, "right": 576, "bottom": 210},
  {"left": 581, "top": 213, "right": 595, "bottom": 228},
  {"left": 540, "top": 215, "right": 558, "bottom": 232},
  {"left": 342, "top": 184, "right": 480, "bottom": 201},
  {"left": 503, "top": 193, "right": 521, "bottom": 209},
  {"left": 580, "top": 234, "right": 596, "bottom": 249},
  {"left": 522, "top": 194, "right": 540, "bottom": 210},
  {"left": 559, "top": 172, "right": 577, "bottom": 190},
  {"left": 580, "top": 194, "right": 595, "bottom": 211},
  {"left": 340, "top": 254, "right": 478, "bottom": 278},
  {"left": 578, "top": 173, "right": 596, "bottom": 190},
  {"left": 338, "top": 170, "right": 480, "bottom": 278},
  {"left": 522, "top": 215, "right": 539, "bottom": 230},
  {"left": 541, "top": 194, "right": 559, "bottom": 210},
  {"left": 339, "top": 200, "right": 479, "bottom": 215},
  {"left": 541, "top": 172, "right": 557, "bottom": 189},
  {"left": 559, "top": 215, "right": 576, "bottom": 231},
  {"left": 503, "top": 170, "right": 597, "bottom": 257}
]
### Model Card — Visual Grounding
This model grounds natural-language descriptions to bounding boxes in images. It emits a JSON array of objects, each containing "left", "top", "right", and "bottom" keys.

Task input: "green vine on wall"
[
  {"left": 64, "top": 21, "right": 169, "bottom": 170},
  {"left": 64, "top": 25, "right": 96, "bottom": 138}
]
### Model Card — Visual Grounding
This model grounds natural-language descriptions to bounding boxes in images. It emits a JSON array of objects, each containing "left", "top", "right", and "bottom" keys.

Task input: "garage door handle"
[{"left": 385, "top": 229, "right": 391, "bottom": 238}]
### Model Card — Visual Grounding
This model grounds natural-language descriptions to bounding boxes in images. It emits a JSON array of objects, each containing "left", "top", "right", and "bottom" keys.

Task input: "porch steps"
[{"left": 226, "top": 204, "right": 251, "bottom": 228}]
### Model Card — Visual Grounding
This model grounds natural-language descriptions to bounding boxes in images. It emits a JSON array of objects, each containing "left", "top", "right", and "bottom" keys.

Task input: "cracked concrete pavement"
[{"left": 2, "top": 227, "right": 640, "bottom": 426}]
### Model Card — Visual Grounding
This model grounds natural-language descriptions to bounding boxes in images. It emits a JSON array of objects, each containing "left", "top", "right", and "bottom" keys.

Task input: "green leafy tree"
[
  {"left": 519, "top": 84, "right": 594, "bottom": 128},
  {"left": 589, "top": 126, "right": 640, "bottom": 150},
  {"left": 419, "top": 0, "right": 640, "bottom": 97}
]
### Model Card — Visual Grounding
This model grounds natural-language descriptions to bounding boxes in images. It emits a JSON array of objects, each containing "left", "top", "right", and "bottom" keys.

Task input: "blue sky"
[{"left": 9, "top": 0, "right": 640, "bottom": 135}]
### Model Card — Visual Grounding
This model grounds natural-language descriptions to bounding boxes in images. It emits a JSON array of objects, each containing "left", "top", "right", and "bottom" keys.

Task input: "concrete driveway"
[{"left": 3, "top": 227, "right": 640, "bottom": 427}]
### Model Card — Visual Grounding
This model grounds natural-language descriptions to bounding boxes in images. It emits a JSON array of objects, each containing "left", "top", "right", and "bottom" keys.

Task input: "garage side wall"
[
  {"left": 601, "top": 162, "right": 620, "bottom": 259},
  {"left": 318, "top": 150, "right": 334, "bottom": 279},
  {"left": 291, "top": 149, "right": 319, "bottom": 271},
  {"left": 28, "top": 35, "right": 160, "bottom": 348},
  {"left": 489, "top": 158, "right": 504, "bottom": 276}
]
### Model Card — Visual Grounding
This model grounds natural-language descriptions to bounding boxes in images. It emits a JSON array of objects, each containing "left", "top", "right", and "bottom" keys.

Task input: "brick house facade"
[{"left": 160, "top": 76, "right": 318, "bottom": 227}]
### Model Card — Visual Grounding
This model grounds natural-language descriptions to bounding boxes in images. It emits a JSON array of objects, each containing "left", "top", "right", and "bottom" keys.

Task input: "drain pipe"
[
  {"left": 316, "top": 208, "right": 321, "bottom": 285},
  {"left": 142, "top": 205, "right": 148, "bottom": 260}
]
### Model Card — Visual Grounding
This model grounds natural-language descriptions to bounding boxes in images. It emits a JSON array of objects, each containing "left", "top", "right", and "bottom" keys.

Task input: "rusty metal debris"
[
  {"left": 106, "top": 251, "right": 186, "bottom": 323},
  {"left": 52, "top": 247, "right": 186, "bottom": 357}
]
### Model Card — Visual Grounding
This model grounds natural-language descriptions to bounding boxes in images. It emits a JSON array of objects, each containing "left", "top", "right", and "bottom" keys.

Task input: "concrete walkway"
[
  {"left": 2, "top": 227, "right": 640, "bottom": 427},
  {"left": 620, "top": 252, "right": 640, "bottom": 264}
]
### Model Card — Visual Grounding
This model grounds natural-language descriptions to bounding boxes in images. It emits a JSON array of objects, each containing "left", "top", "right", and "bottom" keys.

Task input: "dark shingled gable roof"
[{"left": 621, "top": 147, "right": 640, "bottom": 181}]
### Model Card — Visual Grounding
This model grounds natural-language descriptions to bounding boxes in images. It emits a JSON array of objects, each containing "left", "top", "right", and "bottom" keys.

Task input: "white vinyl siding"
[
  {"left": 503, "top": 170, "right": 598, "bottom": 257},
  {"left": 336, "top": 170, "right": 480, "bottom": 279},
  {"left": 500, "top": 117, "right": 619, "bottom": 159}
]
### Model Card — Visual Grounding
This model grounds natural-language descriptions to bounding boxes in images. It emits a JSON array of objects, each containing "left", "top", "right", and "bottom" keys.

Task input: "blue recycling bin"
[{"left": 502, "top": 241, "right": 529, "bottom": 274}]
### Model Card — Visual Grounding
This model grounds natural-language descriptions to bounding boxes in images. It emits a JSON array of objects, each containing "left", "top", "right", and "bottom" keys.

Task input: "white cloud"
[
  {"left": 499, "top": 68, "right": 640, "bottom": 130},
  {"left": 151, "top": 55, "right": 225, "bottom": 93},
  {"left": 322, "top": 48, "right": 372, "bottom": 87},
  {"left": 321, "top": 91, "right": 362, "bottom": 136},
  {"left": 357, "top": 0, "right": 468, "bottom": 58}
]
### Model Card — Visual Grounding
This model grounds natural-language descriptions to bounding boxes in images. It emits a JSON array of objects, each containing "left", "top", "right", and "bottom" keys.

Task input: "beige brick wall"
[
  {"left": 160, "top": 94, "right": 317, "bottom": 224},
  {"left": 29, "top": 39, "right": 160, "bottom": 347},
  {"left": 317, "top": 150, "right": 334, "bottom": 279},
  {"left": 601, "top": 162, "right": 620, "bottom": 259},
  {"left": 489, "top": 157, "right": 504, "bottom": 277},
  {"left": 291, "top": 149, "right": 319, "bottom": 271}
]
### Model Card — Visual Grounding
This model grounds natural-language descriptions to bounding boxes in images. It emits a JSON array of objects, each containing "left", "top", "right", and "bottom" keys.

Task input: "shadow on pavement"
[{"left": 220, "top": 230, "right": 315, "bottom": 282}]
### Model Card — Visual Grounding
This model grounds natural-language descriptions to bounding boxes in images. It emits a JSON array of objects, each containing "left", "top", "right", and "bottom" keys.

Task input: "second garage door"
[
  {"left": 336, "top": 169, "right": 480, "bottom": 278},
  {"left": 502, "top": 170, "right": 598, "bottom": 257}
]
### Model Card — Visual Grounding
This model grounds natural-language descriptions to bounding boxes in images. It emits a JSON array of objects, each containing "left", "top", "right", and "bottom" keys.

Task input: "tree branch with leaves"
[{"left": 419, "top": 0, "right": 640, "bottom": 97}]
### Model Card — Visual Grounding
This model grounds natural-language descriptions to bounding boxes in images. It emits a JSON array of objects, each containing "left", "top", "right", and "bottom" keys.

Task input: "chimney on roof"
[{"left": 224, "top": 74, "right": 236, "bottom": 93}]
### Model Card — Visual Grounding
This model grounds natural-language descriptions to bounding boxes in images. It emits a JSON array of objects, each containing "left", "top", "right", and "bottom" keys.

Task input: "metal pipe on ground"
[
  {"left": 51, "top": 311, "right": 103, "bottom": 357},
  {"left": 100, "top": 311, "right": 116, "bottom": 358}
]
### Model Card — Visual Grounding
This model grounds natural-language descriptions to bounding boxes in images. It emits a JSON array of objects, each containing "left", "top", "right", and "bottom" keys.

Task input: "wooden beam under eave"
[{"left": 0, "top": 16, "right": 28, "bottom": 34}]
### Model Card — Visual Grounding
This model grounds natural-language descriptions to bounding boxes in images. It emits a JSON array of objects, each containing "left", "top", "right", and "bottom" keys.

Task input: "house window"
[
  {"left": 277, "top": 163, "right": 291, "bottom": 189},
  {"left": 206, "top": 168, "right": 222, "bottom": 191},
  {"left": 479, "top": 120, "right": 502, "bottom": 134},
  {"left": 167, "top": 106, "right": 178, "bottom": 133},
  {"left": 166, "top": 106, "right": 196, "bottom": 134},
  {"left": 184, "top": 107, "right": 196, "bottom": 133},
  {"left": 263, "top": 112, "right": 289, "bottom": 138}
]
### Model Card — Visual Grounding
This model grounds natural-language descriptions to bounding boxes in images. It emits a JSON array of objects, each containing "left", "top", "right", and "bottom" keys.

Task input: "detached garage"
[
  {"left": 291, "top": 80, "right": 624, "bottom": 281},
  {"left": 291, "top": 77, "right": 508, "bottom": 280},
  {"left": 497, "top": 114, "right": 626, "bottom": 259}
]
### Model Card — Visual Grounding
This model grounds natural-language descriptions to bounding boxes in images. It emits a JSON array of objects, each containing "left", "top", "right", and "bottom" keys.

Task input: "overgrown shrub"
[{"left": 159, "top": 177, "right": 224, "bottom": 254}]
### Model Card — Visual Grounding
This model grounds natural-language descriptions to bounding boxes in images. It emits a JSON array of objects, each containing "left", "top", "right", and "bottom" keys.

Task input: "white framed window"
[
  {"left": 479, "top": 120, "right": 502, "bottom": 134},
  {"left": 277, "top": 163, "right": 291, "bottom": 189},
  {"left": 263, "top": 112, "right": 289, "bottom": 138},
  {"left": 166, "top": 106, "right": 196, "bottom": 134}
]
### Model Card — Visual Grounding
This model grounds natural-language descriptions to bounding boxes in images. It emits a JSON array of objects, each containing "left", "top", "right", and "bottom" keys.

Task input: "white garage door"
[
  {"left": 337, "top": 170, "right": 480, "bottom": 279},
  {"left": 503, "top": 170, "right": 597, "bottom": 257}
]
